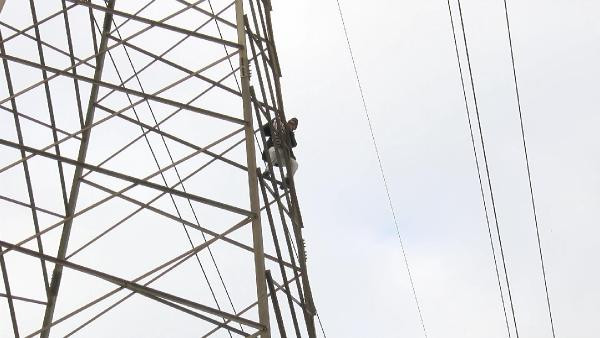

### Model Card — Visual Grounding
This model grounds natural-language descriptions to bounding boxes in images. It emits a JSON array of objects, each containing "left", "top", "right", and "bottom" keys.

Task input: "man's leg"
[
  {"left": 289, "top": 158, "right": 298, "bottom": 177},
  {"left": 267, "top": 147, "right": 279, "bottom": 166}
]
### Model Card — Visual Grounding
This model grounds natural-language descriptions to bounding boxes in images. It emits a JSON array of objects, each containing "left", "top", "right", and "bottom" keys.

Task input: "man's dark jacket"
[{"left": 262, "top": 123, "right": 297, "bottom": 162}]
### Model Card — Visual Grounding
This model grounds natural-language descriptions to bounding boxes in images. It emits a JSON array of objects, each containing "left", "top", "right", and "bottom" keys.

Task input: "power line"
[
  {"left": 454, "top": 0, "right": 521, "bottom": 336},
  {"left": 317, "top": 312, "right": 327, "bottom": 338},
  {"left": 205, "top": 0, "right": 266, "bottom": 159},
  {"left": 334, "top": 1, "right": 428, "bottom": 337},
  {"left": 92, "top": 8, "right": 239, "bottom": 336},
  {"left": 501, "top": 1, "right": 557, "bottom": 337},
  {"left": 445, "top": 1, "right": 512, "bottom": 337}
]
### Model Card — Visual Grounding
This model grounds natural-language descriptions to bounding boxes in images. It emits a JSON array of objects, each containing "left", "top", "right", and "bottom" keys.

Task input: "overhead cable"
[
  {"left": 501, "top": 1, "right": 557, "bottom": 337},
  {"left": 445, "top": 0, "right": 512, "bottom": 336},
  {"left": 455, "top": 0, "right": 520, "bottom": 336},
  {"left": 334, "top": 1, "right": 428, "bottom": 337}
]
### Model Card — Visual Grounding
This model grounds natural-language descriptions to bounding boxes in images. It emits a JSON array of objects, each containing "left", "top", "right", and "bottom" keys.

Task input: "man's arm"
[
  {"left": 262, "top": 123, "right": 271, "bottom": 137},
  {"left": 289, "top": 132, "right": 297, "bottom": 148}
]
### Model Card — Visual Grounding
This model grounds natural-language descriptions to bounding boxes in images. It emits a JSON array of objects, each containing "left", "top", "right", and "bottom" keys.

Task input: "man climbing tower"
[{"left": 262, "top": 117, "right": 298, "bottom": 186}]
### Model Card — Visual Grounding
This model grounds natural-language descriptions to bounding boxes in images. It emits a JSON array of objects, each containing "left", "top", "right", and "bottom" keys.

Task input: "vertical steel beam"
[
  {"left": 0, "top": 27, "right": 50, "bottom": 338},
  {"left": 40, "top": 1, "right": 116, "bottom": 337},
  {"left": 260, "top": 3, "right": 318, "bottom": 336},
  {"left": 265, "top": 270, "right": 287, "bottom": 338},
  {"left": 0, "top": 27, "right": 51, "bottom": 298},
  {"left": 0, "top": 256, "right": 19, "bottom": 337},
  {"left": 258, "top": 170, "right": 302, "bottom": 338},
  {"left": 247, "top": 1, "right": 318, "bottom": 335},
  {"left": 236, "top": 0, "right": 271, "bottom": 337},
  {"left": 28, "top": 0, "right": 71, "bottom": 241},
  {"left": 273, "top": 70, "right": 318, "bottom": 338},
  {"left": 60, "top": 0, "right": 86, "bottom": 129}
]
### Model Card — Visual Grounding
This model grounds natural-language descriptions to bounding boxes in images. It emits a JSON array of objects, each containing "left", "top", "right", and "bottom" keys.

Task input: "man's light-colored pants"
[{"left": 267, "top": 147, "right": 298, "bottom": 177}]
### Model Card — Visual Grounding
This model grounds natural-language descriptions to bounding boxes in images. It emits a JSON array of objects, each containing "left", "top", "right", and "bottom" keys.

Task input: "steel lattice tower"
[{"left": 0, "top": 0, "right": 317, "bottom": 337}]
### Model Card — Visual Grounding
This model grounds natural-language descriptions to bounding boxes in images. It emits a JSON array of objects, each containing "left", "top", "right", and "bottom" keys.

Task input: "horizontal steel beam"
[
  {"left": 24, "top": 215, "right": 255, "bottom": 338},
  {"left": 0, "top": 138, "right": 253, "bottom": 217},
  {"left": 174, "top": 0, "right": 237, "bottom": 29},
  {"left": 246, "top": 331, "right": 262, "bottom": 338},
  {"left": 0, "top": 20, "right": 95, "bottom": 70},
  {"left": 0, "top": 240, "right": 263, "bottom": 330},
  {"left": 0, "top": 104, "right": 82, "bottom": 140},
  {"left": 95, "top": 103, "right": 246, "bottom": 171},
  {"left": 201, "top": 274, "right": 302, "bottom": 338},
  {"left": 81, "top": 178, "right": 299, "bottom": 271},
  {"left": 106, "top": 35, "right": 241, "bottom": 97},
  {"left": 0, "top": 0, "right": 209, "bottom": 110},
  {"left": 0, "top": 53, "right": 246, "bottom": 125},
  {"left": 0, "top": 129, "right": 246, "bottom": 260},
  {"left": 67, "top": 132, "right": 250, "bottom": 259},
  {"left": 142, "top": 292, "right": 250, "bottom": 336},
  {"left": 0, "top": 293, "right": 46, "bottom": 306},
  {"left": 65, "top": 0, "right": 242, "bottom": 49},
  {"left": 273, "top": 279, "right": 304, "bottom": 310},
  {"left": 0, "top": 4, "right": 77, "bottom": 46},
  {"left": 0, "top": 194, "right": 63, "bottom": 219},
  {"left": 60, "top": 187, "right": 294, "bottom": 337}
]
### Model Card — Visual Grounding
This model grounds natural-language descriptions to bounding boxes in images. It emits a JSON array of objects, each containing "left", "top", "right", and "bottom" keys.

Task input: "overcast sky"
[
  {"left": 0, "top": 0, "right": 599, "bottom": 337},
  {"left": 272, "top": 0, "right": 600, "bottom": 337}
]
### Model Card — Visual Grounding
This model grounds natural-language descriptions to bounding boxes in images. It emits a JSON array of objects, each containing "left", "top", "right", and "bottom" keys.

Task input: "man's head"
[{"left": 287, "top": 117, "right": 298, "bottom": 131}]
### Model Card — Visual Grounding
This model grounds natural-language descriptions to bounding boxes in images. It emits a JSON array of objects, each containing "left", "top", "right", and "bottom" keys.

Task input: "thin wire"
[
  {"left": 455, "top": 0, "right": 520, "bottom": 336},
  {"left": 92, "top": 8, "right": 236, "bottom": 336},
  {"left": 501, "top": 1, "right": 556, "bottom": 337},
  {"left": 210, "top": 1, "right": 323, "bottom": 335},
  {"left": 244, "top": 2, "right": 327, "bottom": 336},
  {"left": 206, "top": 0, "right": 264, "bottom": 158},
  {"left": 316, "top": 312, "right": 327, "bottom": 338},
  {"left": 446, "top": 1, "right": 512, "bottom": 336},
  {"left": 334, "top": 1, "right": 428, "bottom": 337}
]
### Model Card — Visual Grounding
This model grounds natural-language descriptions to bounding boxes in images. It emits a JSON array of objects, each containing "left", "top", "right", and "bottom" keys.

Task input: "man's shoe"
[{"left": 262, "top": 170, "right": 272, "bottom": 180}]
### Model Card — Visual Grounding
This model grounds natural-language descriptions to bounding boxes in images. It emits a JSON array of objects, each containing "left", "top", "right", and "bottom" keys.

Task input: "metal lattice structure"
[{"left": 0, "top": 0, "right": 317, "bottom": 337}]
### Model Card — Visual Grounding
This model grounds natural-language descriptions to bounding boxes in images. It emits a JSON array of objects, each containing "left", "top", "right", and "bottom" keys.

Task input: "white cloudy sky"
[
  {"left": 0, "top": 0, "right": 598, "bottom": 337},
  {"left": 272, "top": 0, "right": 600, "bottom": 337}
]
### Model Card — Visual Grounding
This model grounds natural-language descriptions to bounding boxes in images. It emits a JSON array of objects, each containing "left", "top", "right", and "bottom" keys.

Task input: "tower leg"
[
  {"left": 236, "top": 0, "right": 271, "bottom": 337},
  {"left": 40, "top": 2, "right": 116, "bottom": 337}
]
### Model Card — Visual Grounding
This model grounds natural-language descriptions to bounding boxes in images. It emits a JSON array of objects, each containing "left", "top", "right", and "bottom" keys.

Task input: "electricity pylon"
[{"left": 0, "top": 1, "right": 317, "bottom": 337}]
